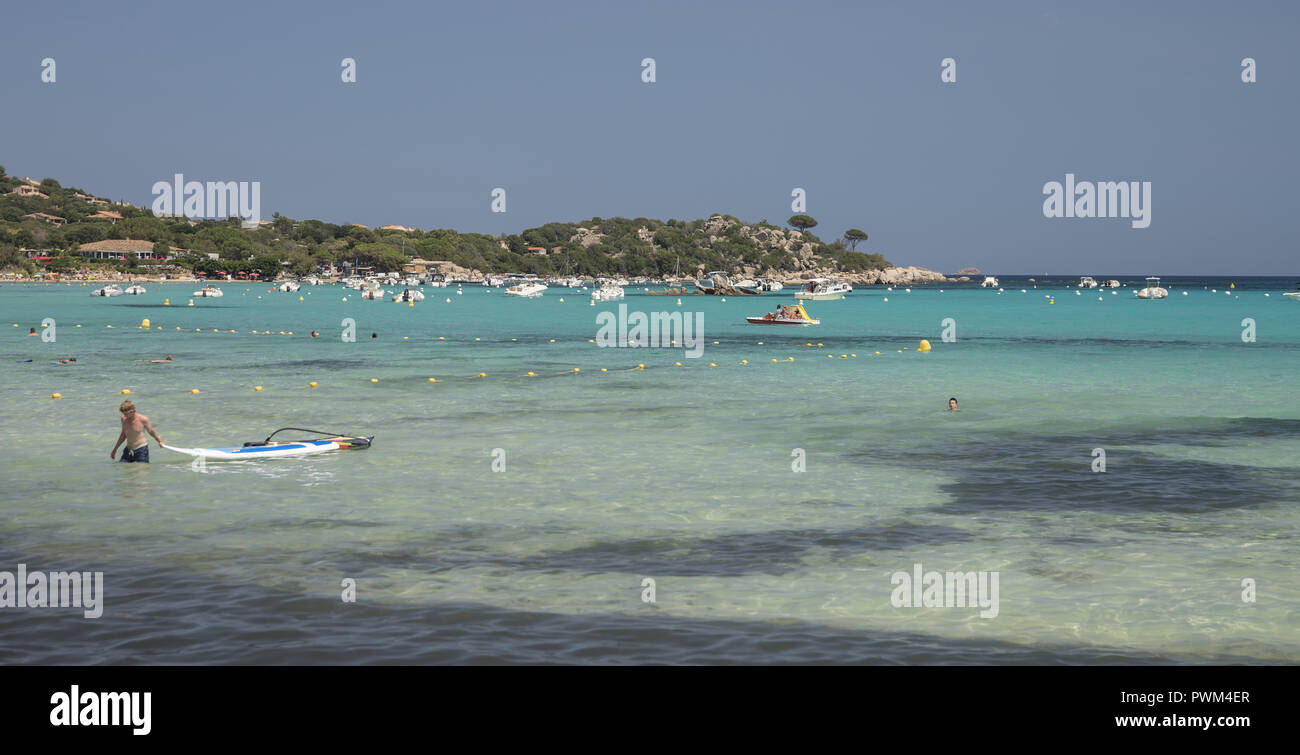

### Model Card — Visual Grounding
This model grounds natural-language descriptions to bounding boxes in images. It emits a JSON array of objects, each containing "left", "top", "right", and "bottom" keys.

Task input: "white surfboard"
[{"left": 164, "top": 440, "right": 340, "bottom": 460}]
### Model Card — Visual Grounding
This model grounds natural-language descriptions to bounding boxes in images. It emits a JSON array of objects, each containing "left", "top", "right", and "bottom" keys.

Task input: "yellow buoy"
[
  {"left": 674, "top": 362, "right": 683, "bottom": 367},
  {"left": 741, "top": 360, "right": 748, "bottom": 365},
  {"left": 50, "top": 393, "right": 62, "bottom": 399},
  {"left": 163, "top": 298, "right": 170, "bottom": 306},
  {"left": 188, "top": 300, "right": 194, "bottom": 307},
  {"left": 478, "top": 372, "right": 486, "bottom": 378},
  {"left": 427, "top": 378, "right": 436, "bottom": 383},
  {"left": 190, "top": 389, "right": 200, "bottom": 394},
  {"left": 526, "top": 372, "right": 535, "bottom": 377},
  {"left": 637, "top": 364, "right": 645, "bottom": 370},
  {"left": 121, "top": 389, "right": 131, "bottom": 394},
  {"left": 253, "top": 386, "right": 263, "bottom": 392},
  {"left": 918, "top": 339, "right": 931, "bottom": 352},
  {"left": 600, "top": 368, "right": 607, "bottom": 372},
  {"left": 772, "top": 358, "right": 779, "bottom": 363},
  {"left": 370, "top": 378, "right": 378, "bottom": 383},
  {"left": 299, "top": 296, "right": 304, "bottom": 301},
  {"left": 309, "top": 382, "right": 318, "bottom": 388},
  {"left": 572, "top": 368, "right": 580, "bottom": 373},
  {"left": 408, "top": 301, "right": 414, "bottom": 307}
]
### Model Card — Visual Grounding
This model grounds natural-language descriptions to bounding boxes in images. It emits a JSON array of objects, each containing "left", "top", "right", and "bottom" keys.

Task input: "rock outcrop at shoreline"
[{"left": 778, "top": 265, "right": 955, "bottom": 285}]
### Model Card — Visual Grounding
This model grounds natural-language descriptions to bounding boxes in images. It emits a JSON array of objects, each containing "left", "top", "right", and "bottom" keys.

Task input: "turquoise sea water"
[{"left": 1, "top": 276, "right": 1297, "bottom": 664}]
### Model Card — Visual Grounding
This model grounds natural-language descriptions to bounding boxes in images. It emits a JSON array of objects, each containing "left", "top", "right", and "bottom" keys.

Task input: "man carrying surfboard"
[{"left": 111, "top": 400, "right": 164, "bottom": 463}]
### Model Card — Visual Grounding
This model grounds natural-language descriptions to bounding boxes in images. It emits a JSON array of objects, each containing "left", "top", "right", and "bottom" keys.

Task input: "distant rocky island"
[{"left": 1, "top": 167, "right": 954, "bottom": 283}]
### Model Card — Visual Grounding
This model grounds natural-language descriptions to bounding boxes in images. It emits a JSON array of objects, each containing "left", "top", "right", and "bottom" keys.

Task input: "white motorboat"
[
  {"left": 591, "top": 285, "right": 625, "bottom": 302},
  {"left": 484, "top": 275, "right": 506, "bottom": 287},
  {"left": 981, "top": 276, "right": 999, "bottom": 288},
  {"left": 1282, "top": 283, "right": 1300, "bottom": 301},
  {"left": 277, "top": 281, "right": 301, "bottom": 292},
  {"left": 193, "top": 286, "right": 224, "bottom": 297},
  {"left": 1135, "top": 277, "right": 1168, "bottom": 299},
  {"left": 393, "top": 288, "right": 425, "bottom": 302},
  {"left": 123, "top": 284, "right": 147, "bottom": 295},
  {"left": 342, "top": 277, "right": 364, "bottom": 290},
  {"left": 361, "top": 287, "right": 387, "bottom": 300},
  {"left": 92, "top": 284, "right": 123, "bottom": 297},
  {"left": 504, "top": 282, "right": 547, "bottom": 297},
  {"left": 1078, "top": 276, "right": 1099, "bottom": 289},
  {"left": 794, "top": 278, "right": 851, "bottom": 300},
  {"left": 733, "top": 278, "right": 760, "bottom": 293},
  {"left": 425, "top": 274, "right": 448, "bottom": 287},
  {"left": 304, "top": 276, "right": 322, "bottom": 286},
  {"left": 1101, "top": 279, "right": 1121, "bottom": 288},
  {"left": 759, "top": 277, "right": 783, "bottom": 292},
  {"left": 695, "top": 271, "right": 731, "bottom": 293}
]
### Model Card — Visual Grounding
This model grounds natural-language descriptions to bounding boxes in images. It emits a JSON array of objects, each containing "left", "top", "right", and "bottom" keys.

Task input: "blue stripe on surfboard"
[{"left": 205, "top": 441, "right": 335, "bottom": 454}]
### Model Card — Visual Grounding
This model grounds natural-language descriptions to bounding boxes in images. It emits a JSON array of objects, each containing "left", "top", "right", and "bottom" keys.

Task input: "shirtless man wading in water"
[{"left": 111, "top": 400, "right": 164, "bottom": 463}]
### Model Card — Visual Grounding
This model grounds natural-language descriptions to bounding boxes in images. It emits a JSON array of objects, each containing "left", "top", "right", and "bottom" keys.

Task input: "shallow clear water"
[{"left": 1, "top": 276, "right": 1297, "bottom": 664}]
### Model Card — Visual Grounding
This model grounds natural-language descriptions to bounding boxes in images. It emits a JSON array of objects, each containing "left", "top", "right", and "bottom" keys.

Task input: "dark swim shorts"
[{"left": 120, "top": 445, "right": 150, "bottom": 463}]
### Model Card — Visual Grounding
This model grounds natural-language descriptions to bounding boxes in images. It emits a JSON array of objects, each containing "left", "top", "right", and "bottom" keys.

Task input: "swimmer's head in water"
[
  {"left": 120, "top": 400, "right": 136, "bottom": 416},
  {"left": 948, "top": 397, "right": 958, "bottom": 410},
  {"left": 371, "top": 333, "right": 377, "bottom": 338}
]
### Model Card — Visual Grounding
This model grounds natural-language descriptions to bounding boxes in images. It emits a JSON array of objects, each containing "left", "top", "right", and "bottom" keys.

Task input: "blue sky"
[{"left": 2, "top": 0, "right": 1296, "bottom": 274}]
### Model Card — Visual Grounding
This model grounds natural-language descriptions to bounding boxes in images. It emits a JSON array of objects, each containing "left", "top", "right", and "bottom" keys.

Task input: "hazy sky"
[{"left": 3, "top": 0, "right": 1296, "bottom": 274}]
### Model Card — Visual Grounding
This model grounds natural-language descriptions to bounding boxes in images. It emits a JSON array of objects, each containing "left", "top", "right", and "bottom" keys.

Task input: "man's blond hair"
[{"left": 120, "top": 400, "right": 136, "bottom": 415}]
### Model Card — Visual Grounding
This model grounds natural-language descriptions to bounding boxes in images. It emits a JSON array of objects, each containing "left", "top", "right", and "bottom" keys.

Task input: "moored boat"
[
  {"left": 92, "top": 284, "right": 124, "bottom": 297},
  {"left": 393, "top": 288, "right": 425, "bottom": 302},
  {"left": 794, "top": 278, "right": 851, "bottom": 300},
  {"left": 123, "top": 284, "right": 146, "bottom": 295},
  {"left": 504, "top": 281, "right": 547, "bottom": 297},
  {"left": 1135, "top": 276, "right": 1168, "bottom": 299},
  {"left": 193, "top": 286, "right": 223, "bottom": 297}
]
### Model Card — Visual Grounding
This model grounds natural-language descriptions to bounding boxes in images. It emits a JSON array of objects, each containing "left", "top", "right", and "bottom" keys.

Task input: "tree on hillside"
[
  {"left": 843, "top": 228, "right": 868, "bottom": 251},
  {"left": 787, "top": 214, "right": 818, "bottom": 233}
]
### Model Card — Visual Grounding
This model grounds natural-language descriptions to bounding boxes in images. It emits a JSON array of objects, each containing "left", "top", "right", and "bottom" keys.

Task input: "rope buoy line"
[{"left": 41, "top": 347, "right": 909, "bottom": 399}]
